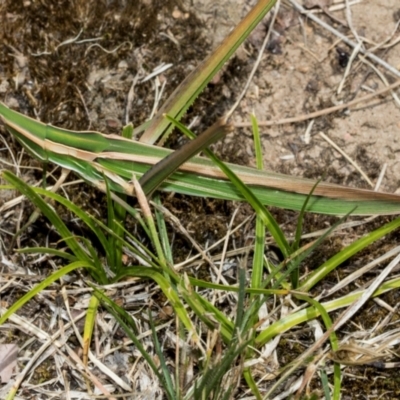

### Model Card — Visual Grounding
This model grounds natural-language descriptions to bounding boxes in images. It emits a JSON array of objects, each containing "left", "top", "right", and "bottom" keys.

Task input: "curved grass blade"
[
  {"left": 16, "top": 247, "right": 78, "bottom": 262},
  {"left": 3, "top": 170, "right": 111, "bottom": 280},
  {"left": 255, "top": 276, "right": 400, "bottom": 346},
  {"left": 2, "top": 170, "right": 94, "bottom": 264},
  {"left": 165, "top": 115, "right": 291, "bottom": 258},
  {"left": 0, "top": 261, "right": 95, "bottom": 325},
  {"left": 299, "top": 216, "right": 400, "bottom": 292},
  {"left": 295, "top": 294, "right": 341, "bottom": 400}
]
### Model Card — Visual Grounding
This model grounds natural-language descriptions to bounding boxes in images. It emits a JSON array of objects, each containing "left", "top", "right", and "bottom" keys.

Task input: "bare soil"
[
  {"left": 195, "top": 0, "right": 400, "bottom": 193},
  {"left": 1, "top": 0, "right": 400, "bottom": 399}
]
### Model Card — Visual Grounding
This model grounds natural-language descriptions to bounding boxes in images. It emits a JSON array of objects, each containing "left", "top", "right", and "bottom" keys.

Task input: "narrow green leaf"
[
  {"left": 165, "top": 115, "right": 291, "bottom": 258},
  {"left": 255, "top": 276, "right": 400, "bottom": 346},
  {"left": 16, "top": 247, "right": 77, "bottom": 262},
  {"left": 148, "top": 311, "right": 176, "bottom": 399},
  {"left": 82, "top": 295, "right": 100, "bottom": 366},
  {"left": 0, "top": 261, "right": 94, "bottom": 325},
  {"left": 250, "top": 114, "right": 266, "bottom": 292},
  {"left": 140, "top": 0, "right": 277, "bottom": 144},
  {"left": 299, "top": 216, "right": 400, "bottom": 292},
  {"left": 3, "top": 102, "right": 400, "bottom": 216},
  {"left": 2, "top": 171, "right": 92, "bottom": 263}
]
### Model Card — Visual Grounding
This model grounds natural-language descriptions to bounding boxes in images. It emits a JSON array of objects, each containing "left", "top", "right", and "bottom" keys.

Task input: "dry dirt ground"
[
  {"left": 195, "top": 0, "right": 400, "bottom": 194},
  {"left": 1, "top": 0, "right": 400, "bottom": 399}
]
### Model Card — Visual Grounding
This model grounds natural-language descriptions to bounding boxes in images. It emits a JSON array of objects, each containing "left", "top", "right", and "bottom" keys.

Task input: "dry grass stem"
[
  {"left": 235, "top": 78, "right": 400, "bottom": 127},
  {"left": 318, "top": 131, "right": 373, "bottom": 187}
]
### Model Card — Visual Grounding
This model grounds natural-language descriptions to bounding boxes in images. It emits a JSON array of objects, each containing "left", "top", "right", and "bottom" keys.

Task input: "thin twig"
[
  {"left": 84, "top": 41, "right": 132, "bottom": 56},
  {"left": 235, "top": 79, "right": 400, "bottom": 127},
  {"left": 227, "top": 0, "right": 281, "bottom": 118},
  {"left": 74, "top": 85, "right": 92, "bottom": 129},
  {"left": 374, "top": 163, "right": 387, "bottom": 192},
  {"left": 345, "top": 0, "right": 363, "bottom": 47},
  {"left": 125, "top": 75, "right": 139, "bottom": 126},
  {"left": 288, "top": 0, "right": 400, "bottom": 78},
  {"left": 318, "top": 131, "right": 373, "bottom": 187},
  {"left": 359, "top": 56, "right": 400, "bottom": 107}
]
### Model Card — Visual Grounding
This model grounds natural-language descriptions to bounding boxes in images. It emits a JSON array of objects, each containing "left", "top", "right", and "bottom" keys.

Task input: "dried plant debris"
[
  {"left": 1, "top": 1, "right": 400, "bottom": 399},
  {"left": 303, "top": 0, "right": 332, "bottom": 9},
  {"left": 0, "top": 344, "right": 18, "bottom": 383}
]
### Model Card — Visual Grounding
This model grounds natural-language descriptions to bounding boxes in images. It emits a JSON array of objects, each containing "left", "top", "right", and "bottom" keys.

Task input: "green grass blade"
[
  {"left": 299, "top": 216, "right": 400, "bottom": 292},
  {"left": 108, "top": 124, "right": 132, "bottom": 271},
  {"left": 180, "top": 285, "right": 234, "bottom": 343},
  {"left": 140, "top": 0, "right": 277, "bottom": 144},
  {"left": 188, "top": 277, "right": 287, "bottom": 295},
  {"left": 104, "top": 176, "right": 126, "bottom": 272},
  {"left": 260, "top": 210, "right": 352, "bottom": 291},
  {"left": 82, "top": 295, "right": 99, "bottom": 367},
  {"left": 250, "top": 114, "right": 266, "bottom": 291},
  {"left": 290, "top": 179, "right": 324, "bottom": 288},
  {"left": 231, "top": 266, "right": 246, "bottom": 338},
  {"left": 153, "top": 194, "right": 174, "bottom": 264},
  {"left": 243, "top": 368, "right": 263, "bottom": 400},
  {"left": 148, "top": 310, "right": 176, "bottom": 399},
  {"left": 2, "top": 170, "right": 93, "bottom": 263},
  {"left": 165, "top": 115, "right": 291, "bottom": 258},
  {"left": 16, "top": 247, "right": 78, "bottom": 262},
  {"left": 320, "top": 369, "right": 332, "bottom": 400},
  {"left": 255, "top": 275, "right": 400, "bottom": 346},
  {"left": 292, "top": 179, "right": 323, "bottom": 253},
  {"left": 296, "top": 294, "right": 341, "bottom": 400},
  {"left": 0, "top": 261, "right": 94, "bottom": 325}
]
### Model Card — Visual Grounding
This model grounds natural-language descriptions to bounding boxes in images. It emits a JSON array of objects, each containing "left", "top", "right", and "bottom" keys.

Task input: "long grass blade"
[
  {"left": 0, "top": 261, "right": 95, "bottom": 325},
  {"left": 140, "top": 0, "right": 277, "bottom": 144},
  {"left": 165, "top": 115, "right": 290, "bottom": 257},
  {"left": 255, "top": 275, "right": 400, "bottom": 346},
  {"left": 299, "top": 216, "right": 400, "bottom": 292}
]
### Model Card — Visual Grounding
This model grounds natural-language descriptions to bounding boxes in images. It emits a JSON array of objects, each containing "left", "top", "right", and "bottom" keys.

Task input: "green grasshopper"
[
  {"left": 2, "top": 101, "right": 400, "bottom": 216},
  {"left": 1, "top": 0, "right": 400, "bottom": 216}
]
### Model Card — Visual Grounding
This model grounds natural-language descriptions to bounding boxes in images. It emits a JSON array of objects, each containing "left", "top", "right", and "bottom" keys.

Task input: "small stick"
[
  {"left": 124, "top": 75, "right": 139, "bottom": 126},
  {"left": 227, "top": 0, "right": 281, "bottom": 118},
  {"left": 359, "top": 56, "right": 400, "bottom": 108},
  {"left": 318, "top": 131, "right": 373, "bottom": 187},
  {"left": 235, "top": 79, "right": 400, "bottom": 127},
  {"left": 374, "top": 163, "right": 387, "bottom": 192},
  {"left": 74, "top": 85, "right": 92, "bottom": 129},
  {"left": 345, "top": 0, "right": 363, "bottom": 46}
]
